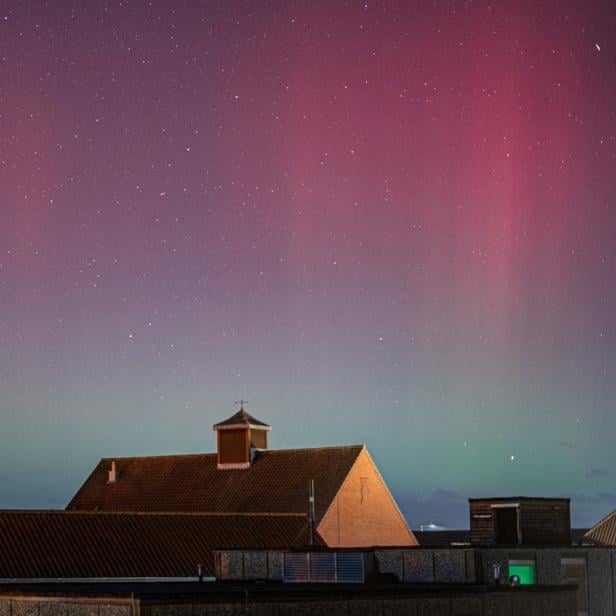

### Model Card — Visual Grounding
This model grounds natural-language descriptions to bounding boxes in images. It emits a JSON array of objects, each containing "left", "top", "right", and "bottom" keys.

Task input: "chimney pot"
[{"left": 108, "top": 460, "right": 118, "bottom": 483}]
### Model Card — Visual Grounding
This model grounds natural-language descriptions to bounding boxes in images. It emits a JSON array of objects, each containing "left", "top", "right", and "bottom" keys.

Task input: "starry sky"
[{"left": 1, "top": 0, "right": 615, "bottom": 529}]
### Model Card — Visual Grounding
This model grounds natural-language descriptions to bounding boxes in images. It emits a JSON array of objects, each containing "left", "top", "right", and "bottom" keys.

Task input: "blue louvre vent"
[
  {"left": 283, "top": 552, "right": 364, "bottom": 583},
  {"left": 309, "top": 553, "right": 336, "bottom": 581},
  {"left": 283, "top": 553, "right": 310, "bottom": 581},
  {"left": 336, "top": 553, "right": 364, "bottom": 583}
]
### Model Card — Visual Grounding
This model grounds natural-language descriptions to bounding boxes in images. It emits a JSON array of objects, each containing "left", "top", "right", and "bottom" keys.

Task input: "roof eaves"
[{"left": 213, "top": 423, "right": 272, "bottom": 431}]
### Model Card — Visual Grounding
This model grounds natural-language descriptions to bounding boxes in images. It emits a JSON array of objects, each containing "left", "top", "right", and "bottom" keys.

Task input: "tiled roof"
[
  {"left": 213, "top": 409, "right": 270, "bottom": 428},
  {"left": 582, "top": 510, "right": 616, "bottom": 545},
  {"left": 0, "top": 510, "right": 313, "bottom": 579},
  {"left": 67, "top": 445, "right": 364, "bottom": 523}
]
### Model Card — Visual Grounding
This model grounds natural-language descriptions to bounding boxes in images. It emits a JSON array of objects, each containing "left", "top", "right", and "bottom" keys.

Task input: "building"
[
  {"left": 0, "top": 414, "right": 594, "bottom": 615},
  {"left": 68, "top": 406, "right": 417, "bottom": 548},
  {"left": 469, "top": 496, "right": 572, "bottom": 546},
  {"left": 464, "top": 496, "right": 613, "bottom": 615}
]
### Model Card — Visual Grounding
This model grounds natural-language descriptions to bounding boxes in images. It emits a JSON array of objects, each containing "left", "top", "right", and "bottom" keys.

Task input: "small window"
[{"left": 508, "top": 559, "right": 536, "bottom": 585}]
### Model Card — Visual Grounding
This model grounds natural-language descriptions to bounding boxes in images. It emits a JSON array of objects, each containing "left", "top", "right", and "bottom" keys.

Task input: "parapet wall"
[{"left": 0, "top": 587, "right": 577, "bottom": 616}]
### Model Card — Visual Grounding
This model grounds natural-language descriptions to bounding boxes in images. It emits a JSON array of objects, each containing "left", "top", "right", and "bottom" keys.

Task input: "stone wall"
[
  {"left": 375, "top": 549, "right": 474, "bottom": 584},
  {"left": 0, "top": 600, "right": 131, "bottom": 616},
  {"left": 588, "top": 550, "right": 614, "bottom": 616},
  {"left": 216, "top": 550, "right": 283, "bottom": 580}
]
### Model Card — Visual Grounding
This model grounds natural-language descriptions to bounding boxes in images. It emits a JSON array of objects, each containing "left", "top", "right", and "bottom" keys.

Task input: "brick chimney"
[{"left": 213, "top": 405, "right": 270, "bottom": 470}]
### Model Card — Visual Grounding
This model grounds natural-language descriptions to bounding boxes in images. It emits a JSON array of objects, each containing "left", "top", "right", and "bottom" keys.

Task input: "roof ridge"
[
  {"left": 99, "top": 452, "right": 217, "bottom": 461},
  {"left": 255, "top": 444, "right": 364, "bottom": 454},
  {"left": 0, "top": 510, "right": 309, "bottom": 518},
  {"left": 98, "top": 444, "right": 364, "bottom": 461}
]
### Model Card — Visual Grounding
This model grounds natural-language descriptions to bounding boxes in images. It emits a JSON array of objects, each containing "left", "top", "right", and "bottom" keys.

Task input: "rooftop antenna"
[
  {"left": 234, "top": 399, "right": 249, "bottom": 411},
  {"left": 309, "top": 479, "right": 316, "bottom": 546}
]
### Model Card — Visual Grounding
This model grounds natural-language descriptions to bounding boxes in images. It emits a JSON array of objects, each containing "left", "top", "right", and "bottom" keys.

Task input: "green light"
[{"left": 508, "top": 564, "right": 536, "bottom": 585}]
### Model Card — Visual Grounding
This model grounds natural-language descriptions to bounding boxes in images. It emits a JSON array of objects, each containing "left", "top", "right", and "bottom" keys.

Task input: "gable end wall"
[{"left": 317, "top": 447, "right": 417, "bottom": 547}]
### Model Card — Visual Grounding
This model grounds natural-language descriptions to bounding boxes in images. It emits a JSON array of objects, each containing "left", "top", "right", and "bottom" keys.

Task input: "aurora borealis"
[{"left": 1, "top": 0, "right": 615, "bottom": 528}]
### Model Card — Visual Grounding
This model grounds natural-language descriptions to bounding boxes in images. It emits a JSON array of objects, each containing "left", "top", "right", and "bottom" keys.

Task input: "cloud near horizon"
[
  {"left": 398, "top": 489, "right": 469, "bottom": 529},
  {"left": 586, "top": 467, "right": 611, "bottom": 478}
]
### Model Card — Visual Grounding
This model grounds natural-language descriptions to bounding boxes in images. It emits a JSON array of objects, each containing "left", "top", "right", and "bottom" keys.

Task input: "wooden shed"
[{"left": 469, "top": 497, "right": 571, "bottom": 546}]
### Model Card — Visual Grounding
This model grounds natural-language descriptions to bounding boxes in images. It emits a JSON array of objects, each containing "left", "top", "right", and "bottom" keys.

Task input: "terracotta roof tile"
[
  {"left": 583, "top": 510, "right": 616, "bottom": 545},
  {"left": 67, "top": 445, "right": 364, "bottom": 524},
  {"left": 0, "top": 510, "right": 313, "bottom": 579}
]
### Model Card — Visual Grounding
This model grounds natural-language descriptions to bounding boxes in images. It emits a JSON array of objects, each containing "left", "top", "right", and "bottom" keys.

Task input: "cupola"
[{"left": 213, "top": 402, "right": 271, "bottom": 470}]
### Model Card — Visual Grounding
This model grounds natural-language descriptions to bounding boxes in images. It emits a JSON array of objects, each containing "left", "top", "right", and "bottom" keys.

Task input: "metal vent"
[
  {"left": 336, "top": 552, "right": 364, "bottom": 582},
  {"left": 283, "top": 552, "right": 364, "bottom": 583},
  {"left": 309, "top": 553, "right": 335, "bottom": 581},
  {"left": 283, "top": 553, "right": 309, "bottom": 581}
]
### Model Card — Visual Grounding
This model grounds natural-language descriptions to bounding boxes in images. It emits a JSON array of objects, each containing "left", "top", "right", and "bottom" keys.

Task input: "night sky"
[{"left": 1, "top": 0, "right": 615, "bottom": 529}]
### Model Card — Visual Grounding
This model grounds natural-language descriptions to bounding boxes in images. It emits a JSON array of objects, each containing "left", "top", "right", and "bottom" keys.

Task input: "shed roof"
[{"left": 468, "top": 496, "right": 570, "bottom": 503}]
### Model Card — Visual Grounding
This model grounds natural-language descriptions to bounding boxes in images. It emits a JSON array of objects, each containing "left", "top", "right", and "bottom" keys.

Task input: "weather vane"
[{"left": 234, "top": 399, "right": 249, "bottom": 411}]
